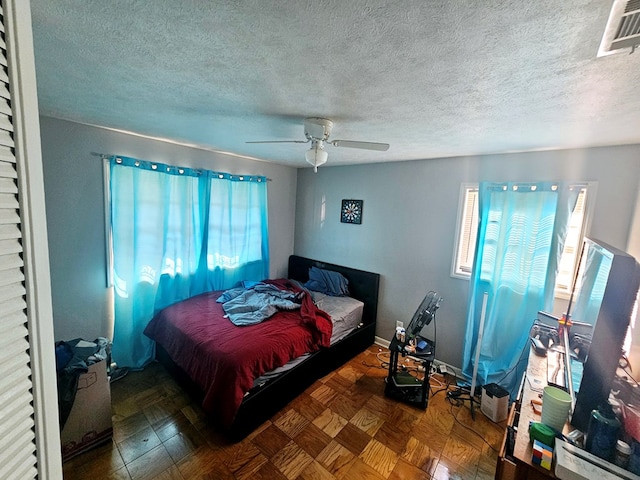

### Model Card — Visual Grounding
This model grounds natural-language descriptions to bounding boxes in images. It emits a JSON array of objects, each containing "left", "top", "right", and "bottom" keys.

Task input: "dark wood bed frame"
[{"left": 155, "top": 254, "right": 380, "bottom": 440}]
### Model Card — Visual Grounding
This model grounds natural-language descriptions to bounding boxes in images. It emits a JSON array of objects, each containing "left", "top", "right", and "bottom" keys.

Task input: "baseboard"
[
  {"left": 432, "top": 359, "right": 464, "bottom": 381},
  {"left": 374, "top": 336, "right": 464, "bottom": 380}
]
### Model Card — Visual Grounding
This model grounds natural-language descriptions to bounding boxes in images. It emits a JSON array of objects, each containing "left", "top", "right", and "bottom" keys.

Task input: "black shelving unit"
[{"left": 384, "top": 335, "right": 434, "bottom": 409}]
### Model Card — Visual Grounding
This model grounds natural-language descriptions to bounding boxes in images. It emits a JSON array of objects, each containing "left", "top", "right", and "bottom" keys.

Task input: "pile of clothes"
[{"left": 55, "top": 337, "right": 118, "bottom": 429}]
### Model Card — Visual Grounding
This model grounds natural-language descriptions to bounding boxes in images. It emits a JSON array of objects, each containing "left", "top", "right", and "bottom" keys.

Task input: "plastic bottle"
[
  {"left": 585, "top": 403, "right": 621, "bottom": 462},
  {"left": 614, "top": 440, "right": 631, "bottom": 469}
]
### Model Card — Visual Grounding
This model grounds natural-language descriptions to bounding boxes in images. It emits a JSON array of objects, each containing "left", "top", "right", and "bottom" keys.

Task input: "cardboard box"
[
  {"left": 554, "top": 439, "right": 638, "bottom": 480},
  {"left": 60, "top": 360, "right": 112, "bottom": 461}
]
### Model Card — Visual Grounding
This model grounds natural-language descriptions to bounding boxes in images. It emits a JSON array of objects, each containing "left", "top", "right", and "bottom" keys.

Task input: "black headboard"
[{"left": 288, "top": 255, "right": 380, "bottom": 327}]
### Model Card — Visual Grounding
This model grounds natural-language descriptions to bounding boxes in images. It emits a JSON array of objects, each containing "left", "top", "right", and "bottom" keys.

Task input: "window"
[
  {"left": 104, "top": 159, "right": 269, "bottom": 289},
  {"left": 452, "top": 183, "right": 593, "bottom": 297},
  {"left": 105, "top": 157, "right": 270, "bottom": 368},
  {"left": 555, "top": 187, "right": 590, "bottom": 297},
  {"left": 452, "top": 184, "right": 479, "bottom": 277}
]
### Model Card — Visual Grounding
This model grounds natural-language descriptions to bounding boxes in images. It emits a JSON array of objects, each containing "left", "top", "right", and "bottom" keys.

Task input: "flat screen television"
[{"left": 564, "top": 237, "right": 640, "bottom": 432}]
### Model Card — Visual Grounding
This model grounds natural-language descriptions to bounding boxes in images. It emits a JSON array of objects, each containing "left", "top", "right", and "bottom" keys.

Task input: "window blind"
[
  {"left": 458, "top": 187, "right": 479, "bottom": 274},
  {"left": 0, "top": 3, "right": 39, "bottom": 479},
  {"left": 556, "top": 188, "right": 587, "bottom": 295}
]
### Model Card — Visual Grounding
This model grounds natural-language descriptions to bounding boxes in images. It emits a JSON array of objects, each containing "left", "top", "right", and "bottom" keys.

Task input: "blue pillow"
[{"left": 304, "top": 266, "right": 349, "bottom": 296}]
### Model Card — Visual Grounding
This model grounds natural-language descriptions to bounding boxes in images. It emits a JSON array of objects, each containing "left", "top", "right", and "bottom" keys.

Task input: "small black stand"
[{"left": 384, "top": 335, "right": 434, "bottom": 409}]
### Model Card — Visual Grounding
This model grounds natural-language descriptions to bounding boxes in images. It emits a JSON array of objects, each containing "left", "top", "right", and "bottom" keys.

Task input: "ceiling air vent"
[{"left": 598, "top": 0, "right": 640, "bottom": 56}]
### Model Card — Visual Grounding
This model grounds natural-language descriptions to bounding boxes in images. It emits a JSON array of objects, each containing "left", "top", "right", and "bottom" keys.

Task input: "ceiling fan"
[{"left": 247, "top": 117, "right": 390, "bottom": 172}]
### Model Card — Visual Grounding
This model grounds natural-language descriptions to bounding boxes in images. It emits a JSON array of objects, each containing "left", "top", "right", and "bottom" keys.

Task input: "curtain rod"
[
  {"left": 91, "top": 151, "right": 117, "bottom": 160},
  {"left": 90, "top": 151, "right": 272, "bottom": 181}
]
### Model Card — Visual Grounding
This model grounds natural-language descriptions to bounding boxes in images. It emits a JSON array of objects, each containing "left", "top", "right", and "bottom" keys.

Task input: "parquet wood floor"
[{"left": 62, "top": 345, "right": 504, "bottom": 480}]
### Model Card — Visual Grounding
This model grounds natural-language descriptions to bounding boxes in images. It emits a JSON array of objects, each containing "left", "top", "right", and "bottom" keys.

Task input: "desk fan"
[{"left": 406, "top": 291, "right": 443, "bottom": 343}]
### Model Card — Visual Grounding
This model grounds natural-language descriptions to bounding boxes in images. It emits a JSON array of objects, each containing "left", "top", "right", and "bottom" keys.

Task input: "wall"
[
  {"left": 40, "top": 116, "right": 298, "bottom": 342},
  {"left": 294, "top": 145, "right": 640, "bottom": 369}
]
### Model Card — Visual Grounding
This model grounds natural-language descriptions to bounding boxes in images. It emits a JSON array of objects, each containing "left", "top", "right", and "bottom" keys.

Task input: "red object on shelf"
[{"left": 622, "top": 403, "right": 640, "bottom": 442}]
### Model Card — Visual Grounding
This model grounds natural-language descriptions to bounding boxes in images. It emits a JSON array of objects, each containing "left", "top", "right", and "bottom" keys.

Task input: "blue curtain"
[
  {"left": 109, "top": 156, "right": 269, "bottom": 369},
  {"left": 461, "top": 182, "right": 580, "bottom": 397}
]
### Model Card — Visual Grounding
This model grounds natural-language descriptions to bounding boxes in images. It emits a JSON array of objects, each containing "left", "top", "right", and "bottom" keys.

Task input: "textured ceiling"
[{"left": 29, "top": 0, "right": 640, "bottom": 168}]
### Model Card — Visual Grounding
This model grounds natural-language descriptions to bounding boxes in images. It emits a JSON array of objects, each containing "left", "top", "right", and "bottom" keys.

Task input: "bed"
[{"left": 144, "top": 255, "right": 380, "bottom": 440}]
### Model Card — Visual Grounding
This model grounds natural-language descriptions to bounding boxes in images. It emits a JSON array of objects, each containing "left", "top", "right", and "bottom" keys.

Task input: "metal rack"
[{"left": 384, "top": 335, "right": 434, "bottom": 409}]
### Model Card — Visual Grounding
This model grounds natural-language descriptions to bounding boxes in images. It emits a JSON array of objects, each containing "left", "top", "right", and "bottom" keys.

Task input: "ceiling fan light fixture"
[
  {"left": 305, "top": 141, "right": 328, "bottom": 172},
  {"left": 247, "top": 117, "right": 389, "bottom": 169}
]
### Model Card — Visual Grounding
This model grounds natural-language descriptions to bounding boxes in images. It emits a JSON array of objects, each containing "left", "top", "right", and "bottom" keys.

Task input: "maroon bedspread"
[{"left": 143, "top": 279, "right": 332, "bottom": 428}]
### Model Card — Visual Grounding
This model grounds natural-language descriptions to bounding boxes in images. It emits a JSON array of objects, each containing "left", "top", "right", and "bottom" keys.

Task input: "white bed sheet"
[
  {"left": 250, "top": 293, "right": 364, "bottom": 388},
  {"left": 312, "top": 292, "right": 364, "bottom": 345}
]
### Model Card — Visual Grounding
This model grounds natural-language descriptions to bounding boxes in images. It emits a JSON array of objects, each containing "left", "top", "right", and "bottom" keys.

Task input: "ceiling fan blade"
[
  {"left": 246, "top": 140, "right": 309, "bottom": 144},
  {"left": 330, "top": 140, "right": 389, "bottom": 151}
]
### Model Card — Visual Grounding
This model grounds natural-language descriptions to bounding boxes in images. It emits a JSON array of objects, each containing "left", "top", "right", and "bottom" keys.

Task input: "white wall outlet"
[{"left": 396, "top": 321, "right": 403, "bottom": 329}]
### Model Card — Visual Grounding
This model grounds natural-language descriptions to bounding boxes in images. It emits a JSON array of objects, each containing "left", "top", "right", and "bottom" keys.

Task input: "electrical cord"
[
  {"left": 361, "top": 361, "right": 385, "bottom": 368},
  {"left": 429, "top": 375, "right": 445, "bottom": 388},
  {"left": 429, "top": 364, "right": 459, "bottom": 397},
  {"left": 448, "top": 403, "right": 499, "bottom": 453},
  {"left": 445, "top": 340, "right": 529, "bottom": 402},
  {"left": 377, "top": 350, "right": 390, "bottom": 361},
  {"left": 372, "top": 344, "right": 450, "bottom": 392},
  {"left": 361, "top": 350, "right": 391, "bottom": 369},
  {"left": 441, "top": 366, "right": 477, "bottom": 401},
  {"left": 419, "top": 365, "right": 501, "bottom": 453},
  {"left": 371, "top": 340, "right": 500, "bottom": 452},
  {"left": 431, "top": 372, "right": 456, "bottom": 397},
  {"left": 446, "top": 388, "right": 472, "bottom": 407},
  {"left": 492, "top": 341, "right": 529, "bottom": 387}
]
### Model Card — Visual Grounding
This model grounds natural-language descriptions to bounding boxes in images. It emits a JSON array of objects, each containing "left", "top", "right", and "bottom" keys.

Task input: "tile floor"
[{"left": 62, "top": 345, "right": 505, "bottom": 479}]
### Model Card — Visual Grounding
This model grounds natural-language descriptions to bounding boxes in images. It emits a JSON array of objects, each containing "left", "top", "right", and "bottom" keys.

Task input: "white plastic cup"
[{"left": 541, "top": 386, "right": 572, "bottom": 432}]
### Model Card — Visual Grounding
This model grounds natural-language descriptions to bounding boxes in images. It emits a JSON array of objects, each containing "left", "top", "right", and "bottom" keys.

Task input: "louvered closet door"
[{"left": 0, "top": 3, "right": 39, "bottom": 479}]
